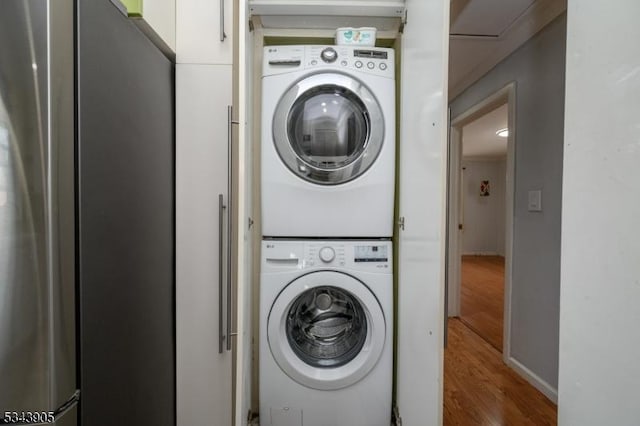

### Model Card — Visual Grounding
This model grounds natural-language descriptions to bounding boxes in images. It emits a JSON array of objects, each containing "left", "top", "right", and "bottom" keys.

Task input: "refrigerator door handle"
[{"left": 218, "top": 193, "right": 226, "bottom": 354}]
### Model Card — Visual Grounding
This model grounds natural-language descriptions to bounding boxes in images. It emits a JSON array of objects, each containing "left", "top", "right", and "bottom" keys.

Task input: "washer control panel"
[
  {"left": 305, "top": 241, "right": 391, "bottom": 271},
  {"left": 263, "top": 45, "right": 395, "bottom": 79},
  {"left": 262, "top": 241, "right": 392, "bottom": 272}
]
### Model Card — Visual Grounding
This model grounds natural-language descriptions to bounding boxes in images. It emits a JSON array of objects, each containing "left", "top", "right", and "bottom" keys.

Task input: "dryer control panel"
[
  {"left": 263, "top": 45, "right": 395, "bottom": 79},
  {"left": 262, "top": 240, "right": 392, "bottom": 273}
]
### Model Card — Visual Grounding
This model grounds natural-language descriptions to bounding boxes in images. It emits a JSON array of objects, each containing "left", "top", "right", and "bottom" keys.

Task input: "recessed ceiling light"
[{"left": 496, "top": 128, "right": 509, "bottom": 138}]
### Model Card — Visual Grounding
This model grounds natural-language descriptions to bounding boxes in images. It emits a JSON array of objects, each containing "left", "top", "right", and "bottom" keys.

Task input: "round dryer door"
[
  {"left": 267, "top": 271, "right": 386, "bottom": 390},
  {"left": 272, "top": 73, "right": 385, "bottom": 185}
]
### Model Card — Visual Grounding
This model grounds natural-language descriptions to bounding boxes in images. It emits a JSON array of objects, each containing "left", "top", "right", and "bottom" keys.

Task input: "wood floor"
[
  {"left": 460, "top": 255, "right": 505, "bottom": 351},
  {"left": 444, "top": 318, "right": 557, "bottom": 425}
]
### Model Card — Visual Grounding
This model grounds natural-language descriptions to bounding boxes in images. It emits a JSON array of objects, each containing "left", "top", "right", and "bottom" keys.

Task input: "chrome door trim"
[
  {"left": 218, "top": 194, "right": 225, "bottom": 354},
  {"left": 272, "top": 72, "right": 385, "bottom": 185},
  {"left": 226, "top": 106, "right": 232, "bottom": 352}
]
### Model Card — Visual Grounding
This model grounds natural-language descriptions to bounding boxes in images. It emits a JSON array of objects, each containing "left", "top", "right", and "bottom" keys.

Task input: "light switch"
[{"left": 528, "top": 190, "right": 542, "bottom": 212}]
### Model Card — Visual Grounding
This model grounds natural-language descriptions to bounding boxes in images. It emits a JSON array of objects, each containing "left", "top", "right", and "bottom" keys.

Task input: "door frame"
[{"left": 446, "top": 82, "right": 516, "bottom": 362}]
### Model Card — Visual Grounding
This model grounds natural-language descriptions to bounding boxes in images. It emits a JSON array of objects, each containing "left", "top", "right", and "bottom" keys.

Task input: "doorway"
[
  {"left": 443, "top": 84, "right": 561, "bottom": 425},
  {"left": 459, "top": 103, "right": 508, "bottom": 351},
  {"left": 447, "top": 83, "right": 515, "bottom": 360}
]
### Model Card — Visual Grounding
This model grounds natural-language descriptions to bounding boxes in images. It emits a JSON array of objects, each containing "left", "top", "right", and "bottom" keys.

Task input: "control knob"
[
  {"left": 319, "top": 247, "right": 336, "bottom": 263},
  {"left": 320, "top": 47, "right": 338, "bottom": 63}
]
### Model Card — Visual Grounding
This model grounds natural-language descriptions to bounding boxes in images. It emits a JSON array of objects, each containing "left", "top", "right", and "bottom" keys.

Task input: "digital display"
[
  {"left": 354, "top": 50, "right": 388, "bottom": 60},
  {"left": 354, "top": 245, "right": 388, "bottom": 262}
]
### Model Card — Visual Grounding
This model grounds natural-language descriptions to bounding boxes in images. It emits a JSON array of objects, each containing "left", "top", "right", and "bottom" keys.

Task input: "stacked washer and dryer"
[{"left": 260, "top": 44, "right": 396, "bottom": 426}]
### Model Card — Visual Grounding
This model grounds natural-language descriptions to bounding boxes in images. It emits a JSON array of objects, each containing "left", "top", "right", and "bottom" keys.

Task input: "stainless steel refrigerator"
[
  {"left": 1, "top": 0, "right": 175, "bottom": 425},
  {"left": 0, "top": 0, "right": 78, "bottom": 424}
]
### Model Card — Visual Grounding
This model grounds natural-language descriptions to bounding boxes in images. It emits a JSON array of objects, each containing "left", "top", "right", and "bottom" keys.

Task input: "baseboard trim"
[
  {"left": 461, "top": 251, "right": 503, "bottom": 256},
  {"left": 506, "top": 356, "right": 558, "bottom": 404}
]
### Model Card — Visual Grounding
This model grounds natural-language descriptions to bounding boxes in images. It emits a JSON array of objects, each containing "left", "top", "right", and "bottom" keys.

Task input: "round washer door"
[
  {"left": 273, "top": 73, "right": 384, "bottom": 185},
  {"left": 267, "top": 270, "right": 386, "bottom": 391}
]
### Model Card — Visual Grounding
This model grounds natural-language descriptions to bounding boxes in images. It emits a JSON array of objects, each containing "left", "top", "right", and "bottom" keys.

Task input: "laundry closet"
[{"left": 176, "top": 0, "right": 448, "bottom": 425}]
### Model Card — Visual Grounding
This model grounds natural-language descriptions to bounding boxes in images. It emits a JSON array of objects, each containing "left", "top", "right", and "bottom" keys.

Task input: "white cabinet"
[
  {"left": 142, "top": 0, "right": 176, "bottom": 51},
  {"left": 177, "top": 0, "right": 234, "bottom": 64},
  {"left": 176, "top": 64, "right": 234, "bottom": 425},
  {"left": 248, "top": 0, "right": 405, "bottom": 17}
]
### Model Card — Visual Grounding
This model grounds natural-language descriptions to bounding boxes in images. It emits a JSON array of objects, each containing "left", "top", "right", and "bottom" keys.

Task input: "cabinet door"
[
  {"left": 176, "top": 64, "right": 233, "bottom": 426},
  {"left": 396, "top": 0, "right": 449, "bottom": 425},
  {"left": 177, "top": 0, "right": 233, "bottom": 64}
]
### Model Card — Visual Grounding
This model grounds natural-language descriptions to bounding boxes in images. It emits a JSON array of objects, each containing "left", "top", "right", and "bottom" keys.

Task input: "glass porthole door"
[
  {"left": 272, "top": 73, "right": 385, "bottom": 185},
  {"left": 287, "top": 285, "right": 368, "bottom": 369},
  {"left": 267, "top": 271, "right": 386, "bottom": 390}
]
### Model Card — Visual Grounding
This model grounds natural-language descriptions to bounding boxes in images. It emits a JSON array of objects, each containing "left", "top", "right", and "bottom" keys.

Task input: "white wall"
[
  {"left": 450, "top": 14, "right": 566, "bottom": 393},
  {"left": 559, "top": 2, "right": 640, "bottom": 424},
  {"left": 461, "top": 158, "right": 506, "bottom": 256}
]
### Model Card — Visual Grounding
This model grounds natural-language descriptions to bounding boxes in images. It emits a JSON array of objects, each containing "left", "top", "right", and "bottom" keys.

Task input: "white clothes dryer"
[
  {"left": 261, "top": 45, "right": 396, "bottom": 238},
  {"left": 259, "top": 239, "right": 393, "bottom": 426}
]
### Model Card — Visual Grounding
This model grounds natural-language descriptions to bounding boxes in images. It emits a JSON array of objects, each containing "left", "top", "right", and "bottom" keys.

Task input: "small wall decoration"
[{"left": 480, "top": 180, "right": 490, "bottom": 197}]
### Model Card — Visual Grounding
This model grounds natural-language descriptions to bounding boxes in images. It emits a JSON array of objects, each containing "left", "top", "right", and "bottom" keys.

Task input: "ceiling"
[
  {"left": 448, "top": 0, "right": 567, "bottom": 99},
  {"left": 450, "top": 0, "right": 536, "bottom": 36},
  {"left": 462, "top": 103, "right": 508, "bottom": 158}
]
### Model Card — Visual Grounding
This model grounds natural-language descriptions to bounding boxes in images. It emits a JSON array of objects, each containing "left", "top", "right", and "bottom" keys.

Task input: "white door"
[
  {"left": 176, "top": 63, "right": 233, "bottom": 426},
  {"left": 234, "top": 1, "right": 254, "bottom": 423},
  {"left": 395, "top": 0, "right": 449, "bottom": 425}
]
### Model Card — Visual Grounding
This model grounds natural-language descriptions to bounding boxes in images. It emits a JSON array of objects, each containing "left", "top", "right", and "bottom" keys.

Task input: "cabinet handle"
[
  {"left": 226, "top": 105, "right": 233, "bottom": 351},
  {"left": 218, "top": 193, "right": 226, "bottom": 354},
  {"left": 220, "top": 0, "right": 227, "bottom": 42}
]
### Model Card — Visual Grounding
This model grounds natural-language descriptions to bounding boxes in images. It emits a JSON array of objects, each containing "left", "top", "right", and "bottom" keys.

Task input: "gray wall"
[{"left": 450, "top": 14, "right": 566, "bottom": 390}]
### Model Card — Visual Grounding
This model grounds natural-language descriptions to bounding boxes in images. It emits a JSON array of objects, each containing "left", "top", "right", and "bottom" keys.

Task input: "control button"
[
  {"left": 319, "top": 247, "right": 336, "bottom": 263},
  {"left": 320, "top": 47, "right": 338, "bottom": 63},
  {"left": 379, "top": 62, "right": 388, "bottom": 70},
  {"left": 367, "top": 62, "right": 375, "bottom": 69},
  {"left": 341, "top": 60, "right": 348, "bottom": 66},
  {"left": 355, "top": 60, "right": 363, "bottom": 68},
  {"left": 310, "top": 60, "right": 318, "bottom": 66}
]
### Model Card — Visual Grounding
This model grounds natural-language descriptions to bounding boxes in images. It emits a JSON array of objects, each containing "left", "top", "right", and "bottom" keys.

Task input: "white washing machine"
[
  {"left": 259, "top": 240, "right": 393, "bottom": 426},
  {"left": 261, "top": 45, "right": 396, "bottom": 238}
]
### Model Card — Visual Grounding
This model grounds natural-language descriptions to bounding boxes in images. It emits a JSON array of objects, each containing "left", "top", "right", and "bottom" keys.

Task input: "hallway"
[
  {"left": 447, "top": 255, "right": 557, "bottom": 424},
  {"left": 460, "top": 255, "right": 505, "bottom": 351},
  {"left": 444, "top": 318, "right": 557, "bottom": 425}
]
